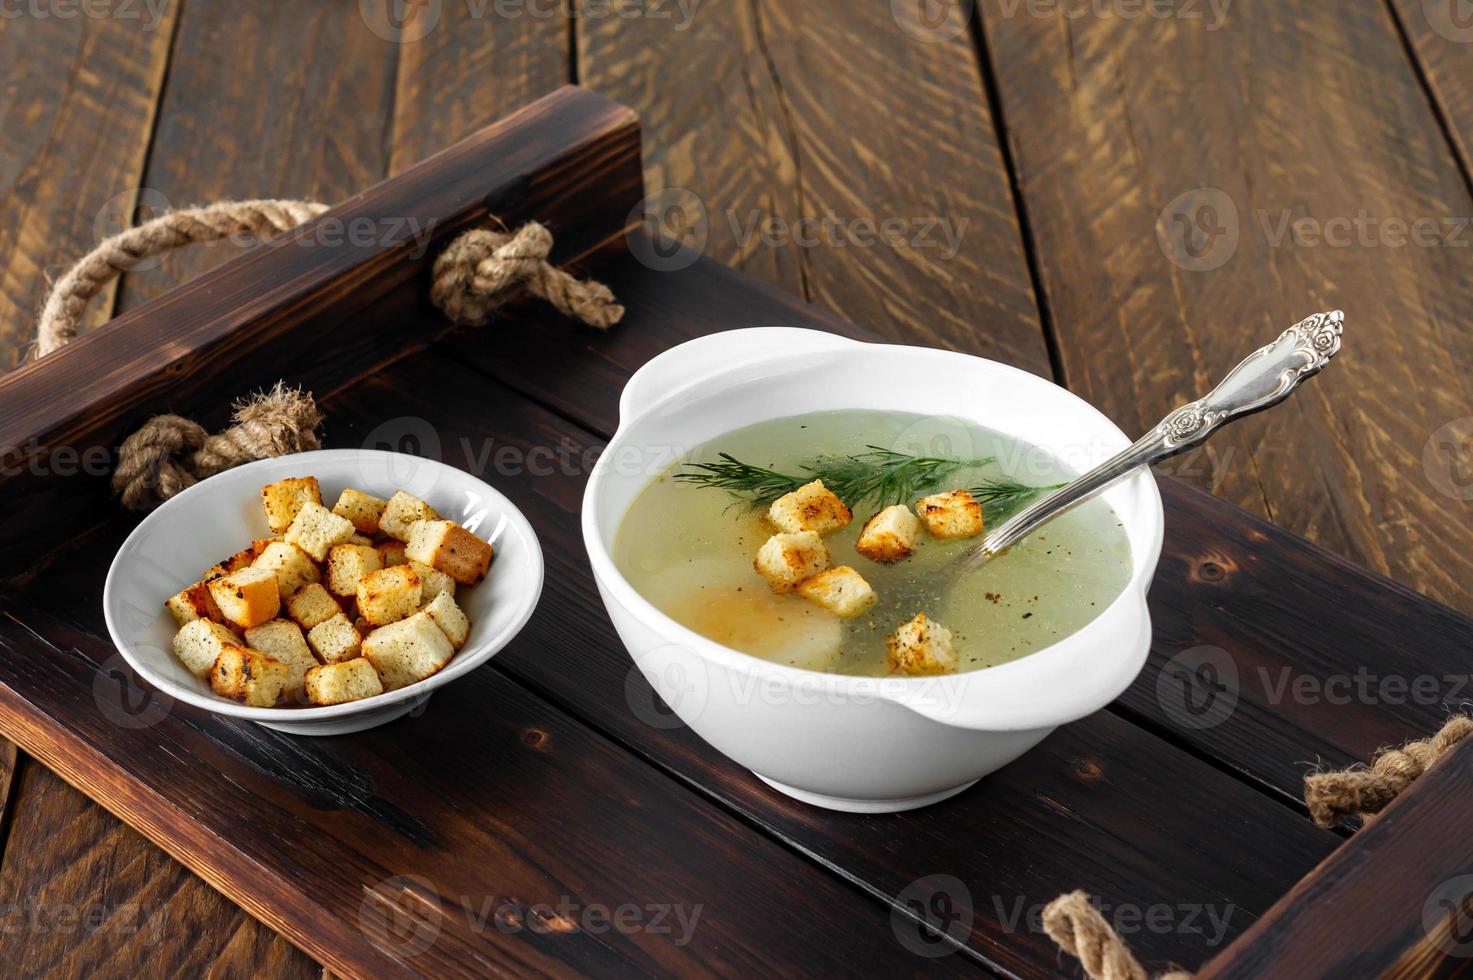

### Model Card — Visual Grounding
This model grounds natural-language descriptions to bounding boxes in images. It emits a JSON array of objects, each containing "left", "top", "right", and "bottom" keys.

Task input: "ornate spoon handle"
[{"left": 964, "top": 310, "right": 1344, "bottom": 567}]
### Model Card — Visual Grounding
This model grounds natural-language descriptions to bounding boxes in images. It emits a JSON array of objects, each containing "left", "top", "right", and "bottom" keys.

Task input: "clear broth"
[{"left": 613, "top": 410, "right": 1133, "bottom": 676}]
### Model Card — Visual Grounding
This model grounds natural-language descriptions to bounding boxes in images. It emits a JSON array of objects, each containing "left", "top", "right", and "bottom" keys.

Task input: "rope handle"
[
  {"left": 30, "top": 196, "right": 625, "bottom": 509},
  {"left": 34, "top": 197, "right": 623, "bottom": 358}
]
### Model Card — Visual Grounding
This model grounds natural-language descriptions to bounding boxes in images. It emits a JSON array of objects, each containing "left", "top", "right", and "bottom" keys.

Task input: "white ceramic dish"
[
  {"left": 104, "top": 449, "right": 544, "bottom": 735},
  {"left": 583, "top": 328, "right": 1164, "bottom": 812}
]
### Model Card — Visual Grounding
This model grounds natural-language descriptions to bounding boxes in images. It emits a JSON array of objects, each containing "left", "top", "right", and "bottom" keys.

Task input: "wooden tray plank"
[
  {"left": 0, "top": 604, "right": 967, "bottom": 979},
  {"left": 436, "top": 242, "right": 1473, "bottom": 819},
  {"left": 0, "top": 86, "right": 643, "bottom": 575},
  {"left": 319, "top": 346, "right": 1338, "bottom": 976},
  {"left": 0, "top": 6, "right": 179, "bottom": 371},
  {"left": 1201, "top": 736, "right": 1473, "bottom": 978},
  {"left": 577, "top": 0, "right": 1054, "bottom": 372},
  {"left": 978, "top": 0, "right": 1473, "bottom": 615},
  {"left": 1388, "top": 0, "right": 1473, "bottom": 180}
]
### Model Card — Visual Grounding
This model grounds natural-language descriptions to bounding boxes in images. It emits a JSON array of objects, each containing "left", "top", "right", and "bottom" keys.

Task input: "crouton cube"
[
  {"left": 915, "top": 489, "right": 984, "bottom": 540},
  {"left": 166, "top": 579, "right": 222, "bottom": 627},
  {"left": 421, "top": 590, "right": 470, "bottom": 649},
  {"left": 284, "top": 500, "right": 356, "bottom": 562},
  {"left": 405, "top": 520, "right": 493, "bottom": 586},
  {"left": 754, "top": 531, "right": 830, "bottom": 593},
  {"left": 216, "top": 547, "right": 260, "bottom": 575},
  {"left": 332, "top": 488, "right": 389, "bottom": 534},
  {"left": 362, "top": 611, "right": 455, "bottom": 690},
  {"left": 410, "top": 560, "right": 455, "bottom": 605},
  {"left": 380, "top": 541, "right": 408, "bottom": 566},
  {"left": 327, "top": 543, "right": 384, "bottom": 597},
  {"left": 210, "top": 645, "right": 290, "bottom": 707},
  {"left": 768, "top": 480, "right": 852, "bottom": 535},
  {"left": 886, "top": 613, "right": 959, "bottom": 676},
  {"left": 307, "top": 612, "right": 364, "bottom": 664},
  {"left": 856, "top": 505, "right": 921, "bottom": 562},
  {"left": 201, "top": 562, "right": 230, "bottom": 582},
  {"left": 305, "top": 658, "right": 383, "bottom": 705},
  {"left": 349, "top": 533, "right": 375, "bottom": 547},
  {"left": 261, "top": 477, "right": 323, "bottom": 534},
  {"left": 244, "top": 619, "right": 318, "bottom": 702},
  {"left": 251, "top": 541, "right": 320, "bottom": 598},
  {"left": 356, "top": 564, "right": 422, "bottom": 625},
  {"left": 287, "top": 583, "right": 341, "bottom": 630},
  {"left": 207, "top": 566, "right": 281, "bottom": 630},
  {"left": 354, "top": 616, "right": 373, "bottom": 636},
  {"left": 172, "top": 619, "right": 241, "bottom": 678},
  {"left": 378, "top": 491, "right": 439, "bottom": 543},
  {"left": 798, "top": 566, "right": 878, "bottom": 619}
]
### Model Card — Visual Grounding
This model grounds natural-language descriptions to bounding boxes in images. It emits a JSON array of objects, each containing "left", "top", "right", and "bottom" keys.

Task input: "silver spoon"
[{"left": 961, "top": 310, "right": 1344, "bottom": 569}]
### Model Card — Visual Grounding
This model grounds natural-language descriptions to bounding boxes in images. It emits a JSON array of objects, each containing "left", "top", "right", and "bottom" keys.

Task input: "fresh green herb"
[
  {"left": 677, "top": 446, "right": 1058, "bottom": 516},
  {"left": 967, "top": 478, "right": 1065, "bottom": 524}
]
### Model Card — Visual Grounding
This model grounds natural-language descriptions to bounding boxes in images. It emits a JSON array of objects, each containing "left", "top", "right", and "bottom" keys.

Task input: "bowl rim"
[
  {"left": 103, "top": 448, "right": 545, "bottom": 722},
  {"left": 582, "top": 330, "right": 1165, "bottom": 727}
]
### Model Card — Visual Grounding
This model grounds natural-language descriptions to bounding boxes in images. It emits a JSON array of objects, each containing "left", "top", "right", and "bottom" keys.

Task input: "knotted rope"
[
  {"left": 1303, "top": 714, "right": 1473, "bottom": 828},
  {"left": 1043, "top": 892, "right": 1192, "bottom": 980},
  {"left": 33, "top": 197, "right": 623, "bottom": 509}
]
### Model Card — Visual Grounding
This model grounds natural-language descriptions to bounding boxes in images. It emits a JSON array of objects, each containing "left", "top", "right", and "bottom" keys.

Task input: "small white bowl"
[
  {"left": 104, "top": 449, "right": 544, "bottom": 735},
  {"left": 584, "top": 328, "right": 1164, "bottom": 812}
]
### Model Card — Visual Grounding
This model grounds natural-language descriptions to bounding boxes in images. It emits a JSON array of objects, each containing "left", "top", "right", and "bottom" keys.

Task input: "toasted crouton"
[
  {"left": 166, "top": 579, "right": 222, "bottom": 627},
  {"left": 768, "top": 480, "right": 852, "bottom": 535},
  {"left": 307, "top": 612, "right": 363, "bottom": 664},
  {"left": 172, "top": 619, "right": 241, "bottom": 678},
  {"left": 410, "top": 560, "right": 455, "bottom": 605},
  {"left": 356, "top": 564, "right": 422, "bottom": 625},
  {"left": 216, "top": 547, "right": 260, "bottom": 575},
  {"left": 244, "top": 619, "right": 318, "bottom": 702},
  {"left": 856, "top": 505, "right": 921, "bottom": 563},
  {"left": 252, "top": 541, "right": 320, "bottom": 598},
  {"left": 378, "top": 491, "right": 439, "bottom": 543},
  {"left": 421, "top": 590, "right": 470, "bottom": 649},
  {"left": 210, "top": 645, "right": 290, "bottom": 706},
  {"left": 886, "top": 613, "right": 959, "bottom": 676},
  {"left": 379, "top": 541, "right": 408, "bottom": 567},
  {"left": 798, "top": 566, "right": 878, "bottom": 618},
  {"left": 287, "top": 582, "right": 341, "bottom": 630},
  {"left": 305, "top": 658, "right": 384, "bottom": 705},
  {"left": 261, "top": 477, "right": 323, "bottom": 534},
  {"left": 332, "top": 488, "right": 389, "bottom": 535},
  {"left": 207, "top": 566, "right": 281, "bottom": 630},
  {"left": 284, "top": 500, "right": 356, "bottom": 562},
  {"left": 404, "top": 520, "right": 493, "bottom": 586},
  {"left": 754, "top": 531, "right": 830, "bottom": 593},
  {"left": 362, "top": 611, "right": 455, "bottom": 690},
  {"left": 327, "top": 543, "right": 384, "bottom": 597},
  {"left": 915, "top": 489, "right": 984, "bottom": 540}
]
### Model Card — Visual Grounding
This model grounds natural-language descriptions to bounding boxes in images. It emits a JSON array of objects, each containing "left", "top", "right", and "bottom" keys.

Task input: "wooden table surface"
[{"left": 3, "top": 1, "right": 1472, "bottom": 975}]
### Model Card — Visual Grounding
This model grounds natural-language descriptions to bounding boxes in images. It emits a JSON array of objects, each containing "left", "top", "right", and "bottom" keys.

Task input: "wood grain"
[
  {"left": 0, "top": 761, "right": 316, "bottom": 978},
  {"left": 0, "top": 604, "right": 978, "bottom": 979},
  {"left": 114, "top": 0, "right": 397, "bottom": 313},
  {"left": 1389, "top": 0, "right": 1473, "bottom": 180},
  {"left": 1200, "top": 736, "right": 1473, "bottom": 978},
  {"left": 0, "top": 5, "right": 178, "bottom": 371},
  {"left": 576, "top": 0, "right": 1052, "bottom": 371},
  {"left": 978, "top": 0, "right": 1473, "bottom": 615}
]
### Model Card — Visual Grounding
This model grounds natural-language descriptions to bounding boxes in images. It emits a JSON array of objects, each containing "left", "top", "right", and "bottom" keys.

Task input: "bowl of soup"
[{"left": 582, "top": 328, "right": 1163, "bottom": 812}]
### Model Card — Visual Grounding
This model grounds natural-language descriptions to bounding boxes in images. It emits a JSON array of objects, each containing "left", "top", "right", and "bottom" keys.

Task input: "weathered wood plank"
[
  {"left": 978, "top": 0, "right": 1473, "bottom": 614},
  {"left": 115, "top": 0, "right": 397, "bottom": 313},
  {"left": 1388, "top": 0, "right": 1473, "bottom": 179},
  {"left": 0, "top": 5, "right": 178, "bottom": 370},
  {"left": 0, "top": 761, "right": 316, "bottom": 978},
  {"left": 576, "top": 0, "right": 1052, "bottom": 370},
  {"left": 0, "top": 604, "right": 977, "bottom": 978}
]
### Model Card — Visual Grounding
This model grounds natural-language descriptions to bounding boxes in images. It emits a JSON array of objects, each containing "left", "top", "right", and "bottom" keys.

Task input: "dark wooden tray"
[{"left": 2, "top": 87, "right": 1471, "bottom": 978}]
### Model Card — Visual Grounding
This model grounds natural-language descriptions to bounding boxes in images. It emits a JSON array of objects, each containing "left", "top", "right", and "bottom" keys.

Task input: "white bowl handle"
[{"left": 619, "top": 327, "right": 861, "bottom": 423}]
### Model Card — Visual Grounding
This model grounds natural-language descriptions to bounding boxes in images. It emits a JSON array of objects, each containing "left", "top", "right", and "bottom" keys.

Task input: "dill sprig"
[
  {"left": 676, "top": 446, "right": 1041, "bottom": 513},
  {"left": 968, "top": 478, "right": 1065, "bottom": 524}
]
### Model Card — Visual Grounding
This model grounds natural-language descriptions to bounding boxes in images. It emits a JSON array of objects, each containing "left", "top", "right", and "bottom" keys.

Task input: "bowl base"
[
  {"left": 254, "top": 697, "right": 427, "bottom": 735},
  {"left": 754, "top": 774, "right": 979, "bottom": 813}
]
